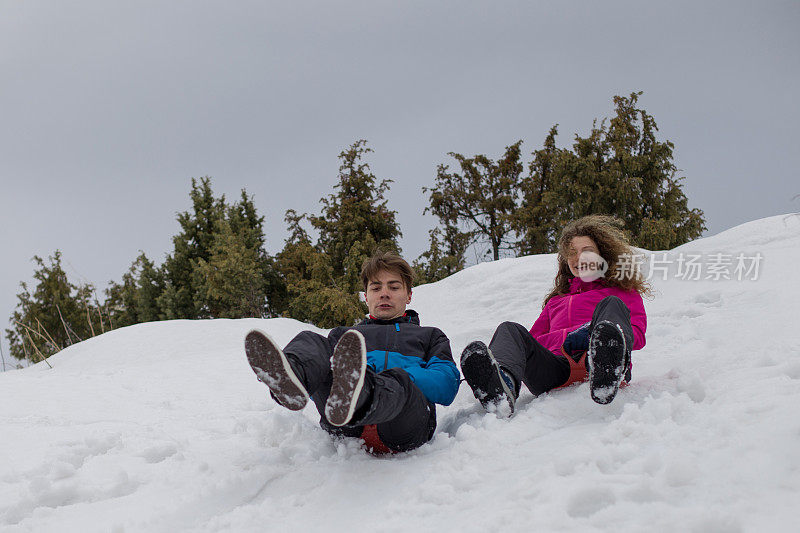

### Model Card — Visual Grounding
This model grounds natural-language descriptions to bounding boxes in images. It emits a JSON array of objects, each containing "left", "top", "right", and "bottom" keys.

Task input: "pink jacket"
[{"left": 529, "top": 277, "right": 647, "bottom": 355}]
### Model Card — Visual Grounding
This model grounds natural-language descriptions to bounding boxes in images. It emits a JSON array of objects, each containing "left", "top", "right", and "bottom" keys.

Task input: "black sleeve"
[
  {"left": 427, "top": 328, "right": 454, "bottom": 363},
  {"left": 327, "top": 326, "right": 349, "bottom": 348}
]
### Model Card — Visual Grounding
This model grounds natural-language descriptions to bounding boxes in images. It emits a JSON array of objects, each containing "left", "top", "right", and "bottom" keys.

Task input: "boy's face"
[{"left": 364, "top": 269, "right": 411, "bottom": 320}]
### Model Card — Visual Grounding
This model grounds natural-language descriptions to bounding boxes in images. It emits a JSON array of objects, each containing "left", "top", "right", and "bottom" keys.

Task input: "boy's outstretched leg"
[
  {"left": 314, "top": 365, "right": 435, "bottom": 453},
  {"left": 461, "top": 340, "right": 516, "bottom": 417},
  {"left": 245, "top": 330, "right": 309, "bottom": 411},
  {"left": 325, "top": 330, "right": 368, "bottom": 427}
]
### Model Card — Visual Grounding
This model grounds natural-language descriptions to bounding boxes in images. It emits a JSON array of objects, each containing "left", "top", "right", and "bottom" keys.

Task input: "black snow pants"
[
  {"left": 283, "top": 331, "right": 436, "bottom": 453},
  {"left": 489, "top": 296, "right": 635, "bottom": 397}
]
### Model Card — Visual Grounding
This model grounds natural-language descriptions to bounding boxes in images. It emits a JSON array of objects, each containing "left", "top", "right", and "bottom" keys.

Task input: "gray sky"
[{"left": 2, "top": 0, "right": 799, "bottom": 363}]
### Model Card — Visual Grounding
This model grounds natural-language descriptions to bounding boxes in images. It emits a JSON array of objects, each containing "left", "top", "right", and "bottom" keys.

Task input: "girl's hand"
[{"left": 562, "top": 322, "right": 591, "bottom": 361}]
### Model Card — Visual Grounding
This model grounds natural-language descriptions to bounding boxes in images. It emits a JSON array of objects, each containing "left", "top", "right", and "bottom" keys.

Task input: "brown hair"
[
  {"left": 543, "top": 215, "right": 652, "bottom": 307},
  {"left": 360, "top": 251, "right": 415, "bottom": 293}
]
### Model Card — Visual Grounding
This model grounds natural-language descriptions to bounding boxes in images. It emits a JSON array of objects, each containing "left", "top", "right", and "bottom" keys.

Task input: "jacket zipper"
[
  {"left": 567, "top": 293, "right": 573, "bottom": 326},
  {"left": 563, "top": 294, "right": 575, "bottom": 345},
  {"left": 383, "top": 324, "right": 390, "bottom": 370},
  {"left": 383, "top": 323, "right": 400, "bottom": 370}
]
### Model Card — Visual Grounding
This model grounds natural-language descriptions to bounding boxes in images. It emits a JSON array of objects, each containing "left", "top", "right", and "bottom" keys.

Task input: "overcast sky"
[{"left": 2, "top": 1, "right": 798, "bottom": 362}]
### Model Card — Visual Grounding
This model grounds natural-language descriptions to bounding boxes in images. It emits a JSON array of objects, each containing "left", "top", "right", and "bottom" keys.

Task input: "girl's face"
[{"left": 566, "top": 235, "right": 600, "bottom": 277}]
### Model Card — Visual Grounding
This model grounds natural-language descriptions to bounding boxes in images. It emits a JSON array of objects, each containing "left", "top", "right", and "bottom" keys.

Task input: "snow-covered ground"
[{"left": 1, "top": 215, "right": 799, "bottom": 532}]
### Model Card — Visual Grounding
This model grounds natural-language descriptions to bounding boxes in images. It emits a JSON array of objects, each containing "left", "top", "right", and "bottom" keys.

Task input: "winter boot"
[
  {"left": 587, "top": 320, "right": 630, "bottom": 405},
  {"left": 245, "top": 329, "right": 309, "bottom": 411},
  {"left": 325, "top": 330, "right": 368, "bottom": 427},
  {"left": 461, "top": 341, "right": 516, "bottom": 417}
]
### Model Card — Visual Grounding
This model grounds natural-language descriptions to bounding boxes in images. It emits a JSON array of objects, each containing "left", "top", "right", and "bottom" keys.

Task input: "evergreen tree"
[
  {"left": 514, "top": 92, "right": 705, "bottom": 252},
  {"left": 134, "top": 254, "right": 165, "bottom": 322},
  {"left": 158, "top": 177, "right": 225, "bottom": 319},
  {"left": 9, "top": 178, "right": 279, "bottom": 360},
  {"left": 157, "top": 178, "right": 278, "bottom": 319},
  {"left": 226, "top": 189, "right": 283, "bottom": 317},
  {"left": 228, "top": 189, "right": 266, "bottom": 253},
  {"left": 603, "top": 92, "right": 706, "bottom": 249},
  {"left": 270, "top": 210, "right": 312, "bottom": 317},
  {"left": 274, "top": 210, "right": 364, "bottom": 327},
  {"left": 194, "top": 220, "right": 267, "bottom": 318},
  {"left": 309, "top": 140, "right": 402, "bottom": 276},
  {"left": 276, "top": 141, "right": 403, "bottom": 327},
  {"left": 5, "top": 251, "right": 99, "bottom": 362},
  {"left": 105, "top": 253, "right": 165, "bottom": 328},
  {"left": 424, "top": 141, "right": 523, "bottom": 261},
  {"left": 104, "top": 261, "right": 139, "bottom": 328},
  {"left": 513, "top": 126, "right": 564, "bottom": 254},
  {"left": 413, "top": 226, "right": 470, "bottom": 284}
]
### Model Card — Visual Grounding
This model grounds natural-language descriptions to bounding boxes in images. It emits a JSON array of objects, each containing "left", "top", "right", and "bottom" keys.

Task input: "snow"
[{"left": 2, "top": 214, "right": 799, "bottom": 532}]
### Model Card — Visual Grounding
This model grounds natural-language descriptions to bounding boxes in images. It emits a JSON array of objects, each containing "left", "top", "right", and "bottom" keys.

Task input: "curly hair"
[{"left": 542, "top": 215, "right": 651, "bottom": 307}]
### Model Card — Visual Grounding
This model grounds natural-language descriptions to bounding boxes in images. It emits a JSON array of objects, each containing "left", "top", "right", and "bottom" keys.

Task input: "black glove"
[{"left": 562, "top": 322, "right": 590, "bottom": 362}]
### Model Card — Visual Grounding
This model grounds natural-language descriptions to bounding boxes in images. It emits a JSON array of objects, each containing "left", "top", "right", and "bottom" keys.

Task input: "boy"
[{"left": 245, "top": 251, "right": 459, "bottom": 453}]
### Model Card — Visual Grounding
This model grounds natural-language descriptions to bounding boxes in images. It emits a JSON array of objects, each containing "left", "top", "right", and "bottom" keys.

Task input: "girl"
[{"left": 461, "top": 215, "right": 649, "bottom": 415}]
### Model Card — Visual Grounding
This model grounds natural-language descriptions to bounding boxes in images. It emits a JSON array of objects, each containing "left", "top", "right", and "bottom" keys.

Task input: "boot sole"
[
  {"left": 325, "top": 330, "right": 367, "bottom": 427},
  {"left": 588, "top": 321, "right": 627, "bottom": 405},
  {"left": 461, "top": 341, "right": 515, "bottom": 416},
  {"left": 245, "top": 329, "right": 309, "bottom": 410}
]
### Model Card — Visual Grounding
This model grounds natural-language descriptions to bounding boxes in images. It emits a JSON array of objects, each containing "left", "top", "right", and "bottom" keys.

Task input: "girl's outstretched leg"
[
  {"left": 461, "top": 340, "right": 517, "bottom": 417},
  {"left": 588, "top": 296, "right": 634, "bottom": 404}
]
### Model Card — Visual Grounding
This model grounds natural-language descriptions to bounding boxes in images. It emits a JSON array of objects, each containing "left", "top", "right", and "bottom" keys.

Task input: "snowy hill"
[{"left": 2, "top": 214, "right": 799, "bottom": 532}]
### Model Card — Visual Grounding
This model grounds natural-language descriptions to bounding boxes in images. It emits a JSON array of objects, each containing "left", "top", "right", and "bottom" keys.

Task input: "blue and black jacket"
[{"left": 326, "top": 310, "right": 460, "bottom": 406}]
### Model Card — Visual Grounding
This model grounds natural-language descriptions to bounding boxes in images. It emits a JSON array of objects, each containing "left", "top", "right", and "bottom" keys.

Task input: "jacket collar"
[
  {"left": 361, "top": 309, "right": 421, "bottom": 326},
  {"left": 568, "top": 276, "right": 606, "bottom": 294}
]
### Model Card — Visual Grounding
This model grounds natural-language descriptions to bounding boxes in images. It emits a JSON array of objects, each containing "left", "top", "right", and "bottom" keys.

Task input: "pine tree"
[
  {"left": 274, "top": 210, "right": 362, "bottom": 327},
  {"left": 413, "top": 226, "right": 470, "bottom": 284},
  {"left": 424, "top": 141, "right": 523, "bottom": 261},
  {"left": 270, "top": 210, "right": 313, "bottom": 317},
  {"left": 514, "top": 126, "right": 564, "bottom": 254},
  {"left": 154, "top": 177, "right": 279, "bottom": 319},
  {"left": 105, "top": 262, "right": 139, "bottom": 328},
  {"left": 5, "top": 251, "right": 99, "bottom": 362},
  {"left": 159, "top": 177, "right": 225, "bottom": 319},
  {"left": 604, "top": 93, "right": 706, "bottom": 249},
  {"left": 105, "top": 253, "right": 165, "bottom": 327},
  {"left": 276, "top": 141, "right": 403, "bottom": 327},
  {"left": 194, "top": 220, "right": 267, "bottom": 318},
  {"left": 134, "top": 254, "right": 165, "bottom": 322},
  {"left": 226, "top": 189, "right": 283, "bottom": 317},
  {"left": 514, "top": 92, "right": 706, "bottom": 252},
  {"left": 309, "top": 140, "right": 402, "bottom": 276}
]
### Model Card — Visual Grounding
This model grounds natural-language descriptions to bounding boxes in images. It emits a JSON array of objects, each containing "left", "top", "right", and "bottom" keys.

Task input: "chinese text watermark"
[{"left": 615, "top": 252, "right": 764, "bottom": 281}]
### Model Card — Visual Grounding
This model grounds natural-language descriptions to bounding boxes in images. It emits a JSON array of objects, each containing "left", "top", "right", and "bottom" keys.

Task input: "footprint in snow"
[
  {"left": 693, "top": 291, "right": 722, "bottom": 307},
  {"left": 566, "top": 487, "right": 616, "bottom": 517}
]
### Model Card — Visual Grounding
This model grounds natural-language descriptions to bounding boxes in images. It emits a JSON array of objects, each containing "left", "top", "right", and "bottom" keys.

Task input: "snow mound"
[{"left": 1, "top": 214, "right": 799, "bottom": 532}]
